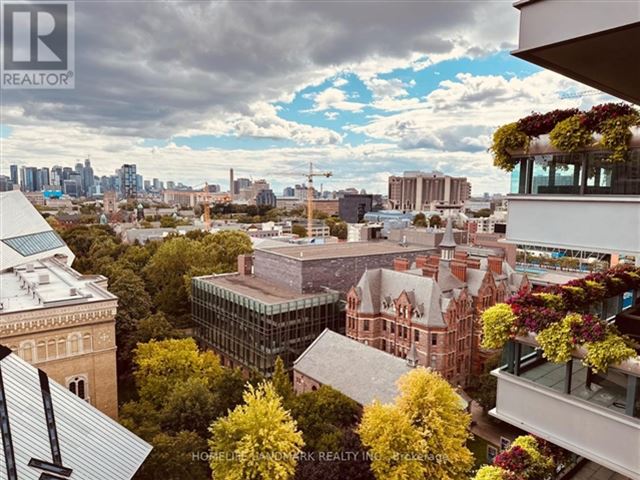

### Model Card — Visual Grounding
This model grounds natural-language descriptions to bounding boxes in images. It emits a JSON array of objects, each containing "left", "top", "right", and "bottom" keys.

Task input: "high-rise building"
[
  {"left": 9, "top": 164, "right": 18, "bottom": 185},
  {"left": 488, "top": 3, "right": 640, "bottom": 479},
  {"left": 40, "top": 167, "right": 50, "bottom": 188},
  {"left": 388, "top": 171, "right": 470, "bottom": 211},
  {"left": 119, "top": 164, "right": 137, "bottom": 199},
  {"left": 51, "top": 165, "right": 63, "bottom": 186},
  {"left": 339, "top": 193, "right": 374, "bottom": 223},
  {"left": 83, "top": 157, "right": 95, "bottom": 195},
  {"left": 255, "top": 188, "right": 277, "bottom": 208},
  {"left": 23, "top": 167, "right": 40, "bottom": 192},
  {"left": 233, "top": 177, "right": 251, "bottom": 195},
  {"left": 229, "top": 168, "right": 234, "bottom": 196},
  {"left": 0, "top": 175, "right": 13, "bottom": 192},
  {"left": 283, "top": 186, "right": 295, "bottom": 197}
]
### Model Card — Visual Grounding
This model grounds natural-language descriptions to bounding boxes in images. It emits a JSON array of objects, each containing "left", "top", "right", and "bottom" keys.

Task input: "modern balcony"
[
  {"left": 491, "top": 317, "right": 640, "bottom": 480},
  {"left": 505, "top": 141, "right": 640, "bottom": 256},
  {"left": 513, "top": 0, "right": 640, "bottom": 104}
]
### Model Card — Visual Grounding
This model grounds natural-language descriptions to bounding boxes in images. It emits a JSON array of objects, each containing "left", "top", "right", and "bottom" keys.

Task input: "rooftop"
[
  {"left": 196, "top": 273, "right": 334, "bottom": 304},
  {"left": 257, "top": 240, "right": 434, "bottom": 260},
  {"left": 293, "top": 329, "right": 414, "bottom": 405},
  {"left": 0, "top": 257, "right": 115, "bottom": 314},
  {"left": 0, "top": 191, "right": 75, "bottom": 270}
]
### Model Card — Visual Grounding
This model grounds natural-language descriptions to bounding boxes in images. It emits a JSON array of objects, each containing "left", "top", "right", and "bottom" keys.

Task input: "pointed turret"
[{"left": 439, "top": 217, "right": 457, "bottom": 260}]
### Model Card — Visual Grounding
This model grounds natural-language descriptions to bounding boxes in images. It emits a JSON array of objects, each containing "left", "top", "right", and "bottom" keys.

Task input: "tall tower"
[
  {"left": 229, "top": 168, "right": 234, "bottom": 197},
  {"left": 439, "top": 217, "right": 457, "bottom": 261}
]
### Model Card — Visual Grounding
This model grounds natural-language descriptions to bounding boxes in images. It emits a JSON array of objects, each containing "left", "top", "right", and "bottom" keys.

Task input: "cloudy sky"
[{"left": 0, "top": 1, "right": 615, "bottom": 195}]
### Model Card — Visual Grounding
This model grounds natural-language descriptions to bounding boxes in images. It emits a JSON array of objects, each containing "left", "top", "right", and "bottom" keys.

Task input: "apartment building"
[{"left": 388, "top": 171, "right": 471, "bottom": 211}]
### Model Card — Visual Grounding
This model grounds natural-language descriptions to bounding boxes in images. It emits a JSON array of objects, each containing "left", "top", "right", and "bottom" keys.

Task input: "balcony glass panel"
[{"left": 511, "top": 148, "right": 640, "bottom": 195}]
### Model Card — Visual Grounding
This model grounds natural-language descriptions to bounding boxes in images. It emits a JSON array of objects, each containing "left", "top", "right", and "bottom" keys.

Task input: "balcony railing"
[{"left": 510, "top": 149, "right": 640, "bottom": 196}]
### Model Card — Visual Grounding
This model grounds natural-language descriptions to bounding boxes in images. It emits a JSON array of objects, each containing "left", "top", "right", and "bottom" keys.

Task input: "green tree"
[
  {"left": 134, "top": 431, "right": 210, "bottom": 480},
  {"left": 290, "top": 385, "right": 360, "bottom": 452},
  {"left": 133, "top": 312, "right": 181, "bottom": 345},
  {"left": 429, "top": 214, "right": 442, "bottom": 228},
  {"left": 330, "top": 221, "right": 348, "bottom": 240},
  {"left": 468, "top": 352, "right": 501, "bottom": 412},
  {"left": 413, "top": 212, "right": 428, "bottom": 227},
  {"left": 159, "top": 215, "right": 178, "bottom": 228},
  {"left": 133, "top": 338, "right": 222, "bottom": 407},
  {"left": 272, "top": 356, "right": 294, "bottom": 407},
  {"left": 108, "top": 267, "right": 153, "bottom": 372},
  {"left": 358, "top": 368, "right": 473, "bottom": 480},
  {"left": 202, "top": 230, "right": 253, "bottom": 271},
  {"left": 292, "top": 224, "right": 307, "bottom": 237},
  {"left": 209, "top": 382, "right": 304, "bottom": 480}
]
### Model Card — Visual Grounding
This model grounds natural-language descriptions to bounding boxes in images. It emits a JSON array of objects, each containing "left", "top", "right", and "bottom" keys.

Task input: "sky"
[{"left": 0, "top": 1, "right": 617, "bottom": 195}]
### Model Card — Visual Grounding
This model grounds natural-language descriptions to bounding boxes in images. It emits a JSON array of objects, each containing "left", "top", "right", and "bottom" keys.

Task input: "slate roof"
[
  {"left": 293, "top": 329, "right": 413, "bottom": 405},
  {"left": 355, "top": 269, "right": 446, "bottom": 327}
]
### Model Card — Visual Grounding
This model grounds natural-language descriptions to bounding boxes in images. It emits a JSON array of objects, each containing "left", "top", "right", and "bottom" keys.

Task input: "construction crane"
[{"left": 282, "top": 162, "right": 332, "bottom": 238}]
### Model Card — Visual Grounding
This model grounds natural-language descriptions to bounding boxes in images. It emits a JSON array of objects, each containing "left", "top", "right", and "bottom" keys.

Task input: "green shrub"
[
  {"left": 489, "top": 123, "right": 530, "bottom": 172},
  {"left": 481, "top": 304, "right": 517, "bottom": 349},
  {"left": 536, "top": 314, "right": 581, "bottom": 364},
  {"left": 549, "top": 115, "right": 593, "bottom": 153},
  {"left": 583, "top": 333, "right": 636, "bottom": 373}
]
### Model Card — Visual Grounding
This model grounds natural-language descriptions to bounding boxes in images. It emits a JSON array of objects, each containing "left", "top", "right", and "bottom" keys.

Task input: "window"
[
  {"left": 414, "top": 330, "right": 420, "bottom": 342},
  {"left": 390, "top": 323, "right": 395, "bottom": 334},
  {"left": 382, "top": 320, "right": 387, "bottom": 331},
  {"left": 363, "top": 320, "right": 370, "bottom": 331},
  {"left": 431, "top": 334, "right": 437, "bottom": 346},
  {"left": 381, "top": 339, "right": 386, "bottom": 351},
  {"left": 487, "top": 446, "right": 498, "bottom": 464},
  {"left": 68, "top": 376, "right": 87, "bottom": 400}
]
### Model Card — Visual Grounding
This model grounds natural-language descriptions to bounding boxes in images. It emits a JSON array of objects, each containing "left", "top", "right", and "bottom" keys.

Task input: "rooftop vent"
[
  {"left": 38, "top": 274, "right": 50, "bottom": 285},
  {"left": 26, "top": 264, "right": 34, "bottom": 272},
  {"left": 69, "top": 287, "right": 78, "bottom": 296}
]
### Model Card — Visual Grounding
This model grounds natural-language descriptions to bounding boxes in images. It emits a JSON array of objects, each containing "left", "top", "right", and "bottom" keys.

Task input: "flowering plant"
[
  {"left": 517, "top": 109, "right": 579, "bottom": 137},
  {"left": 580, "top": 103, "right": 639, "bottom": 132}
]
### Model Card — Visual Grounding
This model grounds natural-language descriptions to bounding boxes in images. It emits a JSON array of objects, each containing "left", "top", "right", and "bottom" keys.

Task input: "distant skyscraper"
[
  {"left": 283, "top": 186, "right": 295, "bottom": 197},
  {"left": 40, "top": 167, "right": 50, "bottom": 188},
  {"left": 388, "top": 171, "right": 471, "bottom": 211},
  {"left": 229, "top": 168, "right": 234, "bottom": 195},
  {"left": 136, "top": 174, "right": 143, "bottom": 193},
  {"left": 9, "top": 164, "right": 18, "bottom": 185},
  {"left": 120, "top": 164, "right": 137, "bottom": 199},
  {"left": 83, "top": 157, "right": 95, "bottom": 195},
  {"left": 51, "top": 166, "right": 63, "bottom": 186},
  {"left": 23, "top": 167, "right": 39, "bottom": 192}
]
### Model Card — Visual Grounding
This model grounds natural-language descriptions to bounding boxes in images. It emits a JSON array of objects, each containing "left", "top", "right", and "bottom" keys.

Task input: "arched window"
[
  {"left": 20, "top": 341, "right": 35, "bottom": 362},
  {"left": 69, "top": 334, "right": 81, "bottom": 355},
  {"left": 68, "top": 376, "right": 87, "bottom": 400}
]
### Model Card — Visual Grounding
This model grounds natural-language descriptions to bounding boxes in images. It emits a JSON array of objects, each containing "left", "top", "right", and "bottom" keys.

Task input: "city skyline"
[{"left": 0, "top": 2, "right": 619, "bottom": 195}]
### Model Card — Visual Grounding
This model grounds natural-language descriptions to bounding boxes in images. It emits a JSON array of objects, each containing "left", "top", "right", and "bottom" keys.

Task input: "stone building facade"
[
  {"left": 346, "top": 225, "right": 529, "bottom": 387},
  {"left": 1, "top": 261, "right": 119, "bottom": 419},
  {"left": 252, "top": 242, "right": 437, "bottom": 295}
]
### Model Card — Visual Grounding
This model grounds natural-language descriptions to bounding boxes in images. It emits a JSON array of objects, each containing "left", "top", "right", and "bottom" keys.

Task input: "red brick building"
[{"left": 346, "top": 222, "right": 529, "bottom": 387}]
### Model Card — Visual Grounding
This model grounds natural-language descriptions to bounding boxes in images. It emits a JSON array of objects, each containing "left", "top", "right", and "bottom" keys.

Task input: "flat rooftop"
[
  {"left": 257, "top": 240, "right": 435, "bottom": 260},
  {"left": 197, "top": 273, "right": 335, "bottom": 304},
  {"left": 0, "top": 257, "right": 115, "bottom": 315}
]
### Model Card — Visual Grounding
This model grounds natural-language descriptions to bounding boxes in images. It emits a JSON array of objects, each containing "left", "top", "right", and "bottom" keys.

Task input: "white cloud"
[{"left": 309, "top": 87, "right": 367, "bottom": 112}]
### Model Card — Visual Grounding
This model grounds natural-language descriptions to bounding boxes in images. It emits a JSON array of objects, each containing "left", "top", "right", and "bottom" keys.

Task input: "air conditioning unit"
[{"left": 69, "top": 288, "right": 78, "bottom": 296}]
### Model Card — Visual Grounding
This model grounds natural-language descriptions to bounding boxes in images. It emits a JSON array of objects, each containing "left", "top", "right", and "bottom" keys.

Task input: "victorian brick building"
[{"left": 346, "top": 221, "right": 529, "bottom": 387}]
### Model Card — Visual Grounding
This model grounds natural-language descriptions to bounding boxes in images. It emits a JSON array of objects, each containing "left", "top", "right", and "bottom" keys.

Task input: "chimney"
[
  {"left": 466, "top": 258, "right": 481, "bottom": 270},
  {"left": 451, "top": 259, "right": 467, "bottom": 282},
  {"left": 237, "top": 254, "right": 253, "bottom": 276},
  {"left": 454, "top": 251, "right": 469, "bottom": 262},
  {"left": 422, "top": 264, "right": 439, "bottom": 281},
  {"left": 393, "top": 257, "right": 410, "bottom": 272},
  {"left": 488, "top": 255, "right": 503, "bottom": 275},
  {"left": 415, "top": 255, "right": 428, "bottom": 269}
]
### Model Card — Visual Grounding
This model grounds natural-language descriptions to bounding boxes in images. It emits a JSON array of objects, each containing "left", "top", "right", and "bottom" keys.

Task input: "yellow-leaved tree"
[
  {"left": 358, "top": 367, "right": 473, "bottom": 480},
  {"left": 208, "top": 382, "right": 304, "bottom": 480}
]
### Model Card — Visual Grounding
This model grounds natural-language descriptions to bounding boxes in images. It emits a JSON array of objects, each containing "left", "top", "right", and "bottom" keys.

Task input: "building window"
[
  {"left": 68, "top": 376, "right": 87, "bottom": 400},
  {"left": 390, "top": 323, "right": 395, "bottom": 334},
  {"left": 431, "top": 334, "right": 438, "bottom": 346},
  {"left": 20, "top": 341, "right": 35, "bottom": 362},
  {"left": 363, "top": 320, "right": 370, "bottom": 331},
  {"left": 381, "top": 339, "right": 386, "bottom": 351},
  {"left": 414, "top": 330, "right": 420, "bottom": 342},
  {"left": 382, "top": 320, "right": 387, "bottom": 331}
]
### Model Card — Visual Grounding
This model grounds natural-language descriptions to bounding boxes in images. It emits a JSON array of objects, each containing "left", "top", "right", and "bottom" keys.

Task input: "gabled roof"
[
  {"left": 0, "top": 191, "right": 74, "bottom": 271},
  {"left": 293, "top": 329, "right": 413, "bottom": 405},
  {"left": 0, "top": 346, "right": 151, "bottom": 479},
  {"left": 355, "top": 269, "right": 445, "bottom": 327}
]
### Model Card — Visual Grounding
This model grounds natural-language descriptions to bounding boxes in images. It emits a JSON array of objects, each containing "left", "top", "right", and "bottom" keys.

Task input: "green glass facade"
[{"left": 192, "top": 277, "right": 343, "bottom": 376}]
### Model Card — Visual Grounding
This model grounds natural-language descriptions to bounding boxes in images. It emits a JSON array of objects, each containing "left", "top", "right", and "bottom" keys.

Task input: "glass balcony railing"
[{"left": 510, "top": 149, "right": 640, "bottom": 196}]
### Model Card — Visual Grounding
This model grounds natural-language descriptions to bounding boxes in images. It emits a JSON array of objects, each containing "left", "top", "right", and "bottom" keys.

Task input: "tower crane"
[{"left": 282, "top": 162, "right": 332, "bottom": 238}]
